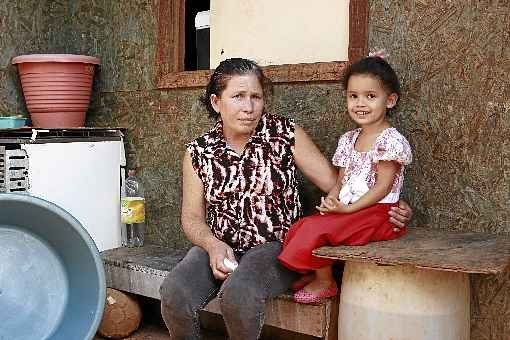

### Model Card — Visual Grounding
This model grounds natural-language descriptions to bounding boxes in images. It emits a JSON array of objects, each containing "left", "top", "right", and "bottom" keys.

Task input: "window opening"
[{"left": 185, "top": 0, "right": 210, "bottom": 71}]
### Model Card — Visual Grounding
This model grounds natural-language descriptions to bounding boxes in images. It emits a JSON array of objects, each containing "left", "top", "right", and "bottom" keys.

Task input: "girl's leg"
[
  {"left": 278, "top": 214, "right": 338, "bottom": 272},
  {"left": 304, "top": 265, "right": 336, "bottom": 293},
  {"left": 291, "top": 272, "right": 315, "bottom": 290},
  {"left": 294, "top": 265, "right": 338, "bottom": 304},
  {"left": 160, "top": 246, "right": 221, "bottom": 340},
  {"left": 218, "top": 241, "right": 299, "bottom": 340},
  {"left": 280, "top": 206, "right": 393, "bottom": 273}
]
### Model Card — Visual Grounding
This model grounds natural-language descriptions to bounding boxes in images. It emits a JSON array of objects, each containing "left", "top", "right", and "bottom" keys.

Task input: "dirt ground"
[
  {"left": 94, "top": 322, "right": 226, "bottom": 340},
  {"left": 94, "top": 296, "right": 316, "bottom": 340}
]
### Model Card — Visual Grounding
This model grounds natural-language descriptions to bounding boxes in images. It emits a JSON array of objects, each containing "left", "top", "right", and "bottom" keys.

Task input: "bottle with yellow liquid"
[{"left": 121, "top": 170, "right": 145, "bottom": 247}]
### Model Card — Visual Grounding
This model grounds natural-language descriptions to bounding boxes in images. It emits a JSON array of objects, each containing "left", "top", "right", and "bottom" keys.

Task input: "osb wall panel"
[
  {"left": 271, "top": 83, "right": 352, "bottom": 214},
  {"left": 369, "top": 0, "right": 509, "bottom": 234},
  {"left": 88, "top": 83, "right": 348, "bottom": 250},
  {"left": 0, "top": 0, "right": 67, "bottom": 117},
  {"left": 73, "top": 0, "right": 349, "bottom": 249},
  {"left": 3, "top": 1, "right": 505, "bottom": 336},
  {"left": 60, "top": 0, "right": 159, "bottom": 91},
  {"left": 367, "top": 1, "right": 509, "bottom": 339},
  {"left": 85, "top": 8, "right": 509, "bottom": 338}
]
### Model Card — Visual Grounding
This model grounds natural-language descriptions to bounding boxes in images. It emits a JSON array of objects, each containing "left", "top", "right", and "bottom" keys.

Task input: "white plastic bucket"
[{"left": 338, "top": 262, "right": 470, "bottom": 340}]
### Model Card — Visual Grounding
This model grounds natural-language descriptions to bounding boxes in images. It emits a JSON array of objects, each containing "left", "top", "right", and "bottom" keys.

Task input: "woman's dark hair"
[
  {"left": 341, "top": 56, "right": 401, "bottom": 114},
  {"left": 200, "top": 58, "right": 273, "bottom": 119}
]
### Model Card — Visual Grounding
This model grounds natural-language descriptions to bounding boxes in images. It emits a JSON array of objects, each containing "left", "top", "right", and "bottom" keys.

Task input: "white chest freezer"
[{"left": 0, "top": 128, "right": 126, "bottom": 251}]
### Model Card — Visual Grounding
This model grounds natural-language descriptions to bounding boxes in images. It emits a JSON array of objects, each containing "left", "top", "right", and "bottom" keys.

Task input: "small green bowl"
[{"left": 0, "top": 116, "right": 29, "bottom": 128}]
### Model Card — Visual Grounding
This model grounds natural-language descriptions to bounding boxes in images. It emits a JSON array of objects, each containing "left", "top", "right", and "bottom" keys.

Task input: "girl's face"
[
  {"left": 211, "top": 73, "right": 264, "bottom": 139},
  {"left": 346, "top": 74, "right": 398, "bottom": 129}
]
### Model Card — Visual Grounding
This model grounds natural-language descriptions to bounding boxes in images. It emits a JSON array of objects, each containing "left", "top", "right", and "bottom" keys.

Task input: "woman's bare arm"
[
  {"left": 326, "top": 168, "right": 344, "bottom": 200},
  {"left": 293, "top": 125, "right": 337, "bottom": 193},
  {"left": 181, "top": 151, "right": 215, "bottom": 248},
  {"left": 181, "top": 151, "right": 234, "bottom": 279}
]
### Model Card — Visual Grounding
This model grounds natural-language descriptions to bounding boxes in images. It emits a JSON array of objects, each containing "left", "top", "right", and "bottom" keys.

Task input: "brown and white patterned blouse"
[{"left": 186, "top": 113, "right": 302, "bottom": 253}]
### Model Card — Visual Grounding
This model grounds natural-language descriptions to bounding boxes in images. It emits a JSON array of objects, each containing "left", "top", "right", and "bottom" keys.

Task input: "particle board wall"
[
  {"left": 367, "top": 1, "right": 509, "bottom": 338},
  {"left": 0, "top": 0, "right": 67, "bottom": 117},
  {"left": 0, "top": 0, "right": 159, "bottom": 117},
  {"left": 90, "top": 1, "right": 509, "bottom": 337},
  {"left": 57, "top": 0, "right": 159, "bottom": 92},
  {"left": 0, "top": 1, "right": 508, "bottom": 338},
  {"left": 88, "top": 81, "right": 349, "bottom": 251}
]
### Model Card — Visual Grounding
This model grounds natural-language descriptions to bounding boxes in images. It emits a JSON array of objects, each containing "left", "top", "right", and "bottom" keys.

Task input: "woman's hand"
[
  {"left": 204, "top": 238, "right": 236, "bottom": 281},
  {"left": 389, "top": 200, "right": 413, "bottom": 228},
  {"left": 316, "top": 196, "right": 352, "bottom": 214}
]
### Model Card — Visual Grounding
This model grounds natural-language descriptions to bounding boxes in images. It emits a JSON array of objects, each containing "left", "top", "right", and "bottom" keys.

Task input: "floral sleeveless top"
[{"left": 186, "top": 113, "right": 301, "bottom": 253}]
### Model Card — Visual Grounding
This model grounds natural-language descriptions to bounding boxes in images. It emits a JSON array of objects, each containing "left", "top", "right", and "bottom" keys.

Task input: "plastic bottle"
[{"left": 121, "top": 170, "right": 145, "bottom": 247}]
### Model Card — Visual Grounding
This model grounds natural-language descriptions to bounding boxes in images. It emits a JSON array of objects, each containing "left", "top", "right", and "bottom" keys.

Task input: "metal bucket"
[{"left": 0, "top": 193, "right": 106, "bottom": 340}]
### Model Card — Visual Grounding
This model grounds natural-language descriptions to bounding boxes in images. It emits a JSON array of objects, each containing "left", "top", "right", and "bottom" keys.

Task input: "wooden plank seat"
[
  {"left": 101, "top": 245, "right": 339, "bottom": 339},
  {"left": 314, "top": 226, "right": 510, "bottom": 274}
]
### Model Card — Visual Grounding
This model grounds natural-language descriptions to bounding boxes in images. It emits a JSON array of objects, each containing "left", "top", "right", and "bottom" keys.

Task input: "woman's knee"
[
  {"left": 160, "top": 272, "right": 192, "bottom": 309},
  {"left": 160, "top": 246, "right": 212, "bottom": 306},
  {"left": 218, "top": 278, "right": 263, "bottom": 314}
]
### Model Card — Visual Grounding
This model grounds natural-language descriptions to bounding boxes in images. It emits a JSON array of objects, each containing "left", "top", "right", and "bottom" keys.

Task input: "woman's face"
[{"left": 211, "top": 73, "right": 264, "bottom": 138}]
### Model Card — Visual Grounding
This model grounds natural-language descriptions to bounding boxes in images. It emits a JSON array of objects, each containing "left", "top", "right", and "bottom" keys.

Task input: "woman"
[{"left": 159, "top": 58, "right": 411, "bottom": 340}]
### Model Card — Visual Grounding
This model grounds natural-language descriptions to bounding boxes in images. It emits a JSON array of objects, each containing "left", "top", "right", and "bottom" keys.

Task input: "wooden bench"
[
  {"left": 101, "top": 245, "right": 339, "bottom": 339},
  {"left": 313, "top": 227, "right": 510, "bottom": 340}
]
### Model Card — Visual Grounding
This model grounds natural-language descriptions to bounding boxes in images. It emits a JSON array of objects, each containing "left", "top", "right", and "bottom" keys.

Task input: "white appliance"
[{"left": 0, "top": 128, "right": 125, "bottom": 251}]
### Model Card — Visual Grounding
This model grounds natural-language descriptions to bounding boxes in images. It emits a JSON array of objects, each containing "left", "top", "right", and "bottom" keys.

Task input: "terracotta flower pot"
[{"left": 12, "top": 54, "right": 100, "bottom": 128}]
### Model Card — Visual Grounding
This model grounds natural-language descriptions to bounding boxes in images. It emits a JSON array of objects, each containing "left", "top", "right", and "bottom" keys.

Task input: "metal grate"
[
  {"left": 0, "top": 148, "right": 29, "bottom": 193},
  {"left": 0, "top": 146, "right": 5, "bottom": 192}
]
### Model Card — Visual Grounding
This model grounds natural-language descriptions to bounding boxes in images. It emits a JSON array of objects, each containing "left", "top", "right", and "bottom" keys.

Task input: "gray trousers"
[{"left": 159, "top": 241, "right": 299, "bottom": 340}]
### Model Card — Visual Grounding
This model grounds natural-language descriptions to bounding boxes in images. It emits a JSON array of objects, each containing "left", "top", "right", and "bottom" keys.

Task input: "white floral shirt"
[{"left": 332, "top": 127, "right": 412, "bottom": 204}]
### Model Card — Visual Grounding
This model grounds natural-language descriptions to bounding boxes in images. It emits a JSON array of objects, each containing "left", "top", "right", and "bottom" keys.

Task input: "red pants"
[{"left": 278, "top": 203, "right": 406, "bottom": 272}]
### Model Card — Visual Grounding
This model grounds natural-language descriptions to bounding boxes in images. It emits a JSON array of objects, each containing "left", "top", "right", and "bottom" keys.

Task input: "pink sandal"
[{"left": 293, "top": 283, "right": 338, "bottom": 304}]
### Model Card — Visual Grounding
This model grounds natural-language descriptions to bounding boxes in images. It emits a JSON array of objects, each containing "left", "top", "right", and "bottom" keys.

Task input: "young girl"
[{"left": 278, "top": 51, "right": 412, "bottom": 304}]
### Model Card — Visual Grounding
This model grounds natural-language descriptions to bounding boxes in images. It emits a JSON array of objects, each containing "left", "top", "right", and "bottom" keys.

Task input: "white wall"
[{"left": 210, "top": 0, "right": 349, "bottom": 68}]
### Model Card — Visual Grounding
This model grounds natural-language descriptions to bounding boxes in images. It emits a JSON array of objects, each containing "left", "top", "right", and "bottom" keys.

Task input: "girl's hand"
[
  {"left": 316, "top": 196, "right": 352, "bottom": 214},
  {"left": 317, "top": 196, "right": 331, "bottom": 210}
]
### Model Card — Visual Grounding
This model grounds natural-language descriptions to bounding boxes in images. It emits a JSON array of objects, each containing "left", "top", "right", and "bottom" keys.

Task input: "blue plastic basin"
[{"left": 0, "top": 194, "right": 106, "bottom": 340}]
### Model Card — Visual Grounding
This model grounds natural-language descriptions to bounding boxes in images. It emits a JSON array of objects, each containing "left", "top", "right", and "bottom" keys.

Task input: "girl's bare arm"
[{"left": 318, "top": 161, "right": 399, "bottom": 214}]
